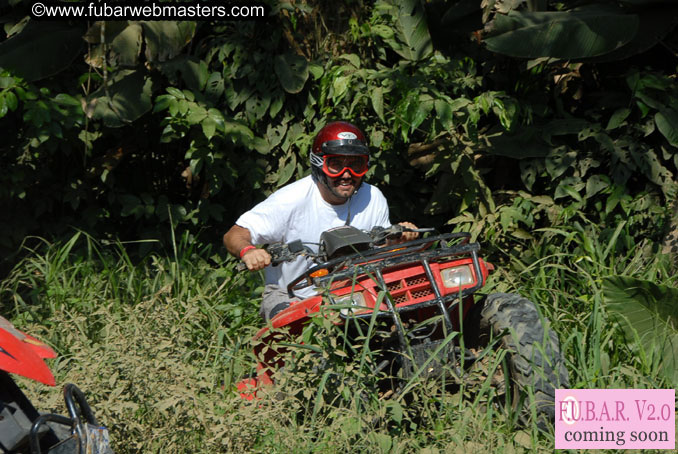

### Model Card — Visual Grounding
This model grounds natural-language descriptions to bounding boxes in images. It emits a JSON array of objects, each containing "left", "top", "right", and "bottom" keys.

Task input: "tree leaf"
[
  {"left": 0, "top": 21, "right": 85, "bottom": 81},
  {"left": 110, "top": 22, "right": 143, "bottom": 66},
  {"left": 386, "top": 401, "right": 403, "bottom": 424},
  {"left": 371, "top": 24, "right": 395, "bottom": 40},
  {"left": 4, "top": 91, "right": 17, "bottom": 111},
  {"left": 202, "top": 117, "right": 216, "bottom": 139},
  {"left": 435, "top": 99, "right": 453, "bottom": 130},
  {"left": 308, "top": 63, "right": 324, "bottom": 80},
  {"left": 166, "top": 87, "right": 184, "bottom": 99},
  {"left": 545, "top": 151, "right": 576, "bottom": 180},
  {"left": 484, "top": 9, "right": 638, "bottom": 59},
  {"left": 586, "top": 174, "right": 611, "bottom": 198},
  {"left": 371, "top": 86, "right": 385, "bottom": 122},
  {"left": 54, "top": 93, "right": 80, "bottom": 107},
  {"left": 384, "top": 0, "right": 433, "bottom": 61},
  {"left": 591, "top": 5, "right": 678, "bottom": 62},
  {"left": 449, "top": 97, "right": 471, "bottom": 111},
  {"left": 487, "top": 128, "right": 550, "bottom": 158},
  {"left": 602, "top": 276, "right": 678, "bottom": 385},
  {"left": 223, "top": 120, "right": 255, "bottom": 145},
  {"left": 205, "top": 72, "right": 224, "bottom": 99},
  {"left": 142, "top": 21, "right": 196, "bottom": 63},
  {"left": 510, "top": 228, "right": 534, "bottom": 240},
  {"left": 340, "top": 53, "right": 361, "bottom": 68},
  {"left": 274, "top": 53, "right": 309, "bottom": 94},
  {"left": 269, "top": 92, "right": 284, "bottom": 119},
  {"left": 187, "top": 107, "right": 207, "bottom": 124},
  {"left": 158, "top": 56, "right": 208, "bottom": 92},
  {"left": 542, "top": 118, "right": 591, "bottom": 143},
  {"left": 277, "top": 154, "right": 297, "bottom": 187},
  {"left": 370, "top": 433, "right": 392, "bottom": 453},
  {"left": 411, "top": 95, "right": 433, "bottom": 131},
  {"left": 332, "top": 75, "right": 351, "bottom": 102},
  {"left": 0, "top": 97, "right": 7, "bottom": 118},
  {"left": 655, "top": 108, "right": 678, "bottom": 147},
  {"left": 88, "top": 70, "right": 153, "bottom": 127},
  {"left": 246, "top": 94, "right": 271, "bottom": 121},
  {"left": 606, "top": 108, "right": 631, "bottom": 130}
]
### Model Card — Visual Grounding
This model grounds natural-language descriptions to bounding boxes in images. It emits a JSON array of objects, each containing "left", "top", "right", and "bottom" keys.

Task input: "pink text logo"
[{"left": 555, "top": 389, "right": 675, "bottom": 450}]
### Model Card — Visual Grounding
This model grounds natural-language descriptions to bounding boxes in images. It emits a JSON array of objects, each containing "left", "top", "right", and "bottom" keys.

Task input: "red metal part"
[
  {"left": 239, "top": 297, "right": 324, "bottom": 399},
  {"left": 0, "top": 316, "right": 56, "bottom": 386},
  {"left": 239, "top": 254, "right": 494, "bottom": 400},
  {"left": 329, "top": 257, "right": 492, "bottom": 312}
]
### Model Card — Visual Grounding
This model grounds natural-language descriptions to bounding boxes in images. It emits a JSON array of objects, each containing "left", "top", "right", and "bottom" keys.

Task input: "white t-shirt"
[{"left": 236, "top": 175, "right": 391, "bottom": 298}]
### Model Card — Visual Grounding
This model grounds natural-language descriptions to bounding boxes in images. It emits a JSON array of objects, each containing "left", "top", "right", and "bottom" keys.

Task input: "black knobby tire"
[{"left": 466, "top": 292, "right": 569, "bottom": 429}]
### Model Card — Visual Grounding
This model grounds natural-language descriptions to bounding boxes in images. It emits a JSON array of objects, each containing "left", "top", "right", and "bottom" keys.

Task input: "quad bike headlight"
[
  {"left": 441, "top": 265, "right": 474, "bottom": 289},
  {"left": 334, "top": 291, "right": 366, "bottom": 315}
]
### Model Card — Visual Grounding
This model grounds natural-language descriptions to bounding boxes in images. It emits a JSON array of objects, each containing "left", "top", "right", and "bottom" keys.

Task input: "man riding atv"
[{"left": 223, "top": 121, "right": 419, "bottom": 320}]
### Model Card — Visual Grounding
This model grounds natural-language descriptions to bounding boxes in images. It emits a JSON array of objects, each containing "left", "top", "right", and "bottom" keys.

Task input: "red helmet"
[
  {"left": 311, "top": 121, "right": 369, "bottom": 157},
  {"left": 310, "top": 121, "right": 370, "bottom": 180}
]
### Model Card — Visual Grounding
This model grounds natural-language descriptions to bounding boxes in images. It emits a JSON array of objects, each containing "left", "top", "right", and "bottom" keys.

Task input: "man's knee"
[{"left": 260, "top": 284, "right": 295, "bottom": 320}]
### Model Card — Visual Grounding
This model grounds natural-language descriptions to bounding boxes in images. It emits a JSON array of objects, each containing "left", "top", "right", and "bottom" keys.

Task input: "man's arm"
[{"left": 223, "top": 225, "right": 272, "bottom": 271}]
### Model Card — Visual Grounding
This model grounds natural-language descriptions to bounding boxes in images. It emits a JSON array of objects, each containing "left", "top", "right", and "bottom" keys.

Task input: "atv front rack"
[{"left": 286, "top": 233, "right": 486, "bottom": 361}]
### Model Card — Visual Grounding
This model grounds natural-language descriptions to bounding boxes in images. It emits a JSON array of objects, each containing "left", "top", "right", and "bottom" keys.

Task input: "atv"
[
  {"left": 0, "top": 316, "right": 113, "bottom": 454},
  {"left": 236, "top": 225, "right": 569, "bottom": 427}
]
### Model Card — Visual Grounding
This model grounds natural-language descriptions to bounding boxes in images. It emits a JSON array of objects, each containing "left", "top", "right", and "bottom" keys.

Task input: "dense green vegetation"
[
  {"left": 0, "top": 0, "right": 677, "bottom": 452},
  {"left": 2, "top": 227, "right": 675, "bottom": 453},
  {"left": 1, "top": 0, "right": 677, "bottom": 260}
]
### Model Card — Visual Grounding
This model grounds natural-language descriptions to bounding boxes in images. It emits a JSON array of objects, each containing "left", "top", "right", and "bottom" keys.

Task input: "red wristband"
[{"left": 239, "top": 245, "right": 256, "bottom": 259}]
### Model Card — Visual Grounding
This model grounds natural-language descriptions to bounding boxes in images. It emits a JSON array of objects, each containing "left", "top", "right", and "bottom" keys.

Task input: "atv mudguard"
[
  {"left": 0, "top": 316, "right": 57, "bottom": 386},
  {"left": 237, "top": 295, "right": 324, "bottom": 400}
]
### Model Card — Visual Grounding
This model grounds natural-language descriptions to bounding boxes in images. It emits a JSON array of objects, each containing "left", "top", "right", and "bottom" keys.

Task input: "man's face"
[
  {"left": 317, "top": 153, "right": 368, "bottom": 204},
  {"left": 327, "top": 169, "right": 362, "bottom": 201}
]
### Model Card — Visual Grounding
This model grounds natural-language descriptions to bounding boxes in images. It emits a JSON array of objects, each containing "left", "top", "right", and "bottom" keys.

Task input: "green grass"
[{"left": 0, "top": 228, "right": 675, "bottom": 453}]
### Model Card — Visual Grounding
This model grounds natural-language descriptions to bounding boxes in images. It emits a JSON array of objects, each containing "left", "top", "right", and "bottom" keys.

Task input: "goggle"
[{"left": 322, "top": 154, "right": 369, "bottom": 178}]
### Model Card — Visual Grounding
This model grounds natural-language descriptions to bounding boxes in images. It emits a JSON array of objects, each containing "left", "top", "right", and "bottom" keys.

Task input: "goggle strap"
[{"left": 310, "top": 152, "right": 324, "bottom": 168}]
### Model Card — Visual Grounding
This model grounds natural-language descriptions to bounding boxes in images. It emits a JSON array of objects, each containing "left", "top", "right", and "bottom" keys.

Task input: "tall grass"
[{"left": 0, "top": 227, "right": 674, "bottom": 453}]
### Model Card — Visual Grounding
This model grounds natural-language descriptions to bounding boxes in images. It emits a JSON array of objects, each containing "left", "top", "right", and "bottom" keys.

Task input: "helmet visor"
[
  {"left": 321, "top": 139, "right": 369, "bottom": 156},
  {"left": 322, "top": 154, "right": 369, "bottom": 178}
]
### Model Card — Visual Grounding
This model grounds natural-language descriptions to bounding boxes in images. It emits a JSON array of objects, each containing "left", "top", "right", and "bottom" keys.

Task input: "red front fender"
[{"left": 0, "top": 316, "right": 56, "bottom": 386}]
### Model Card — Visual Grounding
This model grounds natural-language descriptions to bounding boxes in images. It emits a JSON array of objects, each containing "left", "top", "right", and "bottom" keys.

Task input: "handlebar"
[
  {"left": 235, "top": 225, "right": 436, "bottom": 272},
  {"left": 369, "top": 225, "right": 435, "bottom": 244},
  {"left": 235, "top": 238, "right": 316, "bottom": 271}
]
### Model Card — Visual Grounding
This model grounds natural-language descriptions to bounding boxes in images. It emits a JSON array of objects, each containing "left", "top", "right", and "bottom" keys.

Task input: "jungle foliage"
[
  {"left": 0, "top": 0, "right": 676, "bottom": 266},
  {"left": 1, "top": 1, "right": 678, "bottom": 452},
  {"left": 2, "top": 218, "right": 675, "bottom": 453}
]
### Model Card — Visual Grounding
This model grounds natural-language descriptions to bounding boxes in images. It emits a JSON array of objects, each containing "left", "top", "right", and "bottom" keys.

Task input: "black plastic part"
[
  {"left": 63, "top": 384, "right": 98, "bottom": 426},
  {"left": 28, "top": 384, "right": 98, "bottom": 454},
  {"left": 287, "top": 240, "right": 304, "bottom": 254},
  {"left": 319, "top": 226, "right": 373, "bottom": 260},
  {"left": 269, "top": 302, "right": 291, "bottom": 320},
  {"left": 0, "top": 371, "right": 44, "bottom": 453},
  {"left": 28, "top": 414, "right": 73, "bottom": 454}
]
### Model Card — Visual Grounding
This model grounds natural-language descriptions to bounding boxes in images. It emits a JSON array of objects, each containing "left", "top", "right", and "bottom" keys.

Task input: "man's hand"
[
  {"left": 241, "top": 248, "right": 272, "bottom": 271},
  {"left": 384, "top": 222, "right": 420, "bottom": 246},
  {"left": 224, "top": 225, "right": 272, "bottom": 271},
  {"left": 398, "top": 222, "right": 419, "bottom": 242}
]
